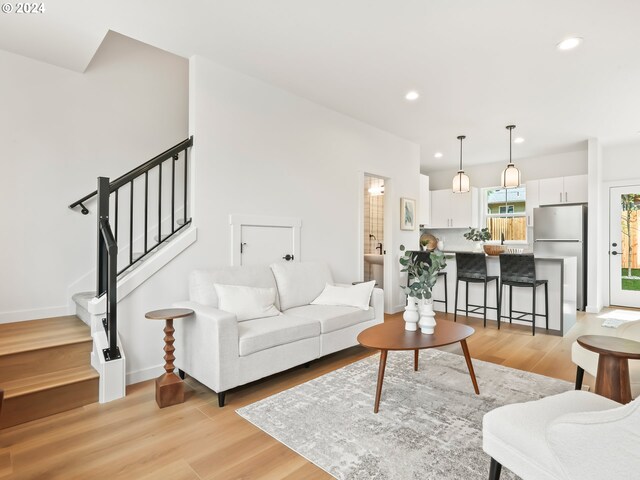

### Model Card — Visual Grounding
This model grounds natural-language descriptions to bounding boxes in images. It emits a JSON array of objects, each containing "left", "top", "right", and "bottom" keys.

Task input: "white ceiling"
[{"left": 2, "top": 0, "right": 640, "bottom": 170}]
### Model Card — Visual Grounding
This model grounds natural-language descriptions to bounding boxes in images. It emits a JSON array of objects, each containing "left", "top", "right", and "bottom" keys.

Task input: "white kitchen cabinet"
[
  {"left": 525, "top": 179, "right": 539, "bottom": 227},
  {"left": 563, "top": 174, "right": 588, "bottom": 204},
  {"left": 419, "top": 174, "right": 430, "bottom": 227},
  {"left": 538, "top": 174, "right": 588, "bottom": 206},
  {"left": 429, "top": 189, "right": 451, "bottom": 228},
  {"left": 429, "top": 188, "right": 478, "bottom": 228}
]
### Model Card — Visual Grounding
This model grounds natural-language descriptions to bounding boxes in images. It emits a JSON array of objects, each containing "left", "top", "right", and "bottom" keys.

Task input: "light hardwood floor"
[{"left": 0, "top": 311, "right": 605, "bottom": 479}]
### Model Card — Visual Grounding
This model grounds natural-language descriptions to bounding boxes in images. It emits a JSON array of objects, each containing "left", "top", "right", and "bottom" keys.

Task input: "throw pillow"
[
  {"left": 311, "top": 281, "right": 375, "bottom": 311},
  {"left": 213, "top": 284, "right": 281, "bottom": 321}
]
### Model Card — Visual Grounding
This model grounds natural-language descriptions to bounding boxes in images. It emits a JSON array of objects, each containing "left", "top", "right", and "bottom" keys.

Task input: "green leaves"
[
  {"left": 463, "top": 227, "right": 491, "bottom": 242},
  {"left": 398, "top": 246, "right": 446, "bottom": 299}
]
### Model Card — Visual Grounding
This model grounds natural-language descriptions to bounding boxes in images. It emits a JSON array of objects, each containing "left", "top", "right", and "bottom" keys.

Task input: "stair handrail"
[
  {"left": 97, "top": 177, "right": 120, "bottom": 361},
  {"left": 69, "top": 136, "right": 193, "bottom": 215}
]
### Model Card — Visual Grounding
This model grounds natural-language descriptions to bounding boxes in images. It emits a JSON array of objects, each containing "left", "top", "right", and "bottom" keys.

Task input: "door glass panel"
[{"left": 620, "top": 193, "right": 640, "bottom": 291}]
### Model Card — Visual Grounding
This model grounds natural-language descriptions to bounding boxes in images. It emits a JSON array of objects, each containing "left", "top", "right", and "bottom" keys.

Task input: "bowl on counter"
[{"left": 483, "top": 245, "right": 505, "bottom": 256}]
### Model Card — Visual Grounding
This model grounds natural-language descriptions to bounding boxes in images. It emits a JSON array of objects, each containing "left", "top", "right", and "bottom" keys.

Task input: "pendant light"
[
  {"left": 501, "top": 125, "right": 521, "bottom": 188},
  {"left": 452, "top": 135, "right": 470, "bottom": 193}
]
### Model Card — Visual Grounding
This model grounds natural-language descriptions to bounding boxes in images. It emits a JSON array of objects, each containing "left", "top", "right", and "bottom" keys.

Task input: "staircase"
[{"left": 0, "top": 316, "right": 98, "bottom": 429}]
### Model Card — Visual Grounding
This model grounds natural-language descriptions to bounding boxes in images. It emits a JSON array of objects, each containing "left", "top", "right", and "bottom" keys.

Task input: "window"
[{"left": 483, "top": 186, "right": 527, "bottom": 242}]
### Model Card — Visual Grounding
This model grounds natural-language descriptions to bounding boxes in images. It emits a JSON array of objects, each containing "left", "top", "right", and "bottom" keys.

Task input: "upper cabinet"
[
  {"left": 525, "top": 179, "right": 540, "bottom": 227},
  {"left": 539, "top": 174, "right": 588, "bottom": 206},
  {"left": 419, "top": 174, "right": 430, "bottom": 227},
  {"left": 429, "top": 188, "right": 478, "bottom": 228}
]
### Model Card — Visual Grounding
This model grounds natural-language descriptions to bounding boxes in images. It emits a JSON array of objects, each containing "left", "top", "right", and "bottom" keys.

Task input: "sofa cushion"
[
  {"left": 189, "top": 267, "right": 279, "bottom": 309},
  {"left": 311, "top": 281, "right": 375, "bottom": 311},
  {"left": 214, "top": 284, "right": 280, "bottom": 321},
  {"left": 270, "top": 262, "right": 334, "bottom": 311},
  {"left": 285, "top": 304, "right": 375, "bottom": 334},
  {"left": 238, "top": 314, "right": 320, "bottom": 356}
]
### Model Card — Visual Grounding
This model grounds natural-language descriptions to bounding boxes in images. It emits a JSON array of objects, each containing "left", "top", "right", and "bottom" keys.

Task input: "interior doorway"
[
  {"left": 609, "top": 185, "right": 640, "bottom": 307},
  {"left": 364, "top": 175, "right": 385, "bottom": 288}
]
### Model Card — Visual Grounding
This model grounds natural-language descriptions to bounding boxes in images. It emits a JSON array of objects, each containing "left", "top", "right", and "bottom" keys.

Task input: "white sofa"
[{"left": 173, "top": 261, "right": 384, "bottom": 406}]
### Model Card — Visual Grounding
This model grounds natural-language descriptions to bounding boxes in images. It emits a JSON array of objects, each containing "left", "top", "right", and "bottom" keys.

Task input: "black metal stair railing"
[{"left": 71, "top": 137, "right": 193, "bottom": 361}]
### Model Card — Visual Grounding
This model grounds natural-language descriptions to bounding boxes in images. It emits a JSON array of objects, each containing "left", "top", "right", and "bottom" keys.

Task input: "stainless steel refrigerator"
[{"left": 533, "top": 204, "right": 587, "bottom": 310}]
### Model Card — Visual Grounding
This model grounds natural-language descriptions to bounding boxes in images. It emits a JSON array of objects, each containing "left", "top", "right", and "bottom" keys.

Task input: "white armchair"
[
  {"left": 573, "top": 319, "right": 640, "bottom": 397},
  {"left": 482, "top": 390, "right": 640, "bottom": 479}
]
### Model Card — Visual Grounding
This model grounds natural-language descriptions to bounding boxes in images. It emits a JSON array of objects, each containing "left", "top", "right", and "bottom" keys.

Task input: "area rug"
[{"left": 236, "top": 349, "right": 572, "bottom": 480}]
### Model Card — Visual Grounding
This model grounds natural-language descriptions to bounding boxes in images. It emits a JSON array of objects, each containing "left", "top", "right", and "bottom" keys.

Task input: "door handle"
[
  {"left": 240, "top": 242, "right": 247, "bottom": 253},
  {"left": 565, "top": 192, "right": 568, "bottom": 202},
  {"left": 282, "top": 254, "right": 294, "bottom": 261},
  {"left": 560, "top": 192, "right": 563, "bottom": 203}
]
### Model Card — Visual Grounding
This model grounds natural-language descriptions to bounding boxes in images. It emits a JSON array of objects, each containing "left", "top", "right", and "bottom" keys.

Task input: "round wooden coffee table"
[
  {"left": 357, "top": 320, "right": 479, "bottom": 413},
  {"left": 577, "top": 335, "right": 640, "bottom": 404}
]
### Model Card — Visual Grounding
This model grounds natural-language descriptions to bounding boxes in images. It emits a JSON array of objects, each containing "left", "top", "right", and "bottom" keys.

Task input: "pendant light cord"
[{"left": 460, "top": 137, "right": 463, "bottom": 170}]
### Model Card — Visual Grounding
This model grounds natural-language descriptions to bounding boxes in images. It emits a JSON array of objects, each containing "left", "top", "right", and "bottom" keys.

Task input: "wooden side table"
[
  {"left": 145, "top": 308, "right": 194, "bottom": 408},
  {"left": 577, "top": 335, "right": 640, "bottom": 404}
]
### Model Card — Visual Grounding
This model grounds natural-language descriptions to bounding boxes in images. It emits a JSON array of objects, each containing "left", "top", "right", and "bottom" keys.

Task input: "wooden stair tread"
[
  {"left": 0, "top": 316, "right": 91, "bottom": 356},
  {"left": 2, "top": 366, "right": 99, "bottom": 399}
]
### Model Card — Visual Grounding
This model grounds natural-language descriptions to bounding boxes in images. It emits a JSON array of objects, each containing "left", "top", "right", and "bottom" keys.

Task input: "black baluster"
[
  {"left": 114, "top": 188, "right": 119, "bottom": 242},
  {"left": 129, "top": 180, "right": 134, "bottom": 265},
  {"left": 184, "top": 148, "right": 188, "bottom": 225},
  {"left": 158, "top": 162, "right": 162, "bottom": 246},
  {"left": 171, "top": 154, "right": 176, "bottom": 233},
  {"left": 144, "top": 171, "right": 148, "bottom": 254}
]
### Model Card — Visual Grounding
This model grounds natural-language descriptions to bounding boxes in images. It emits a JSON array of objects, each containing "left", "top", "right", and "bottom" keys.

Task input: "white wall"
[
  {"left": 0, "top": 31, "right": 189, "bottom": 322},
  {"left": 426, "top": 148, "right": 588, "bottom": 190},
  {"left": 188, "top": 56, "right": 420, "bottom": 313}
]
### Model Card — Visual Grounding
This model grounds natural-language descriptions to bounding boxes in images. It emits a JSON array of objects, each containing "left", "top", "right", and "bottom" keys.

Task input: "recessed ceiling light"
[
  {"left": 405, "top": 91, "right": 420, "bottom": 101},
  {"left": 513, "top": 137, "right": 525, "bottom": 144},
  {"left": 556, "top": 37, "right": 583, "bottom": 51},
  {"left": 434, "top": 152, "right": 443, "bottom": 158}
]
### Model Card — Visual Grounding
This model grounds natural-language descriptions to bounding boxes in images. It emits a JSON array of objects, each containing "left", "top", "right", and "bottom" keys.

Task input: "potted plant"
[
  {"left": 463, "top": 227, "right": 491, "bottom": 251},
  {"left": 399, "top": 245, "right": 447, "bottom": 334}
]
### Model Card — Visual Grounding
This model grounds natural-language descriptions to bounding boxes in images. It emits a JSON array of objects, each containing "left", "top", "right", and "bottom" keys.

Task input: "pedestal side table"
[{"left": 145, "top": 308, "right": 194, "bottom": 408}]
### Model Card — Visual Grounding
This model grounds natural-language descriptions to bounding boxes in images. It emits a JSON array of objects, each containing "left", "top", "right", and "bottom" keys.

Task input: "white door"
[
  {"left": 240, "top": 225, "right": 295, "bottom": 266},
  {"left": 609, "top": 185, "right": 640, "bottom": 307},
  {"left": 539, "top": 177, "right": 564, "bottom": 206}
]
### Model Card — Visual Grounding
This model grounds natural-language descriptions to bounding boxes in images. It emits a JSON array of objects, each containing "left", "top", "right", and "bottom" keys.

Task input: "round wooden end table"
[
  {"left": 357, "top": 320, "right": 479, "bottom": 413},
  {"left": 577, "top": 335, "right": 640, "bottom": 404},
  {"left": 145, "top": 308, "right": 194, "bottom": 408}
]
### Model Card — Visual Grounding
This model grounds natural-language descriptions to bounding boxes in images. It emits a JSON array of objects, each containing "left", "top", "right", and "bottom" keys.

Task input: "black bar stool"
[
  {"left": 498, "top": 254, "right": 549, "bottom": 336},
  {"left": 454, "top": 253, "right": 499, "bottom": 327},
  {"left": 406, "top": 252, "right": 447, "bottom": 312}
]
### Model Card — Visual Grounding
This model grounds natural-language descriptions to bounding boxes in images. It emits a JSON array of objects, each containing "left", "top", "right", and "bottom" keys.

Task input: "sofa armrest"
[
  {"left": 616, "top": 319, "right": 640, "bottom": 342},
  {"left": 173, "top": 300, "right": 240, "bottom": 393},
  {"left": 371, "top": 287, "right": 384, "bottom": 323}
]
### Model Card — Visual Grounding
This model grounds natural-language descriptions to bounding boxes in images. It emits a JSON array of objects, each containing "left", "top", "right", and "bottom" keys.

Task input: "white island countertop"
[{"left": 432, "top": 252, "right": 577, "bottom": 335}]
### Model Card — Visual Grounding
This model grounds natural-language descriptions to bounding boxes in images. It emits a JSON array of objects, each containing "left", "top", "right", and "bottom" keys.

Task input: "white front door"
[
  {"left": 240, "top": 225, "right": 295, "bottom": 266},
  {"left": 609, "top": 186, "right": 640, "bottom": 307}
]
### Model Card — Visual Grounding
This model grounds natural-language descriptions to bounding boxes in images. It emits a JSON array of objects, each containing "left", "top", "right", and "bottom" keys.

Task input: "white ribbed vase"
[
  {"left": 403, "top": 297, "right": 419, "bottom": 331},
  {"left": 418, "top": 298, "right": 436, "bottom": 335}
]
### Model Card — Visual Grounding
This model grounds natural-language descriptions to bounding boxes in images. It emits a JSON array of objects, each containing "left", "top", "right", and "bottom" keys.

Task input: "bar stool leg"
[
  {"left": 532, "top": 285, "right": 537, "bottom": 336},
  {"left": 483, "top": 280, "right": 488, "bottom": 328},
  {"left": 497, "top": 282, "right": 502, "bottom": 330},
  {"left": 509, "top": 286, "right": 513, "bottom": 324},
  {"left": 444, "top": 273, "right": 448, "bottom": 314},
  {"left": 495, "top": 280, "right": 500, "bottom": 329},
  {"left": 544, "top": 282, "right": 549, "bottom": 330},
  {"left": 454, "top": 279, "right": 459, "bottom": 322},
  {"left": 465, "top": 281, "right": 469, "bottom": 318}
]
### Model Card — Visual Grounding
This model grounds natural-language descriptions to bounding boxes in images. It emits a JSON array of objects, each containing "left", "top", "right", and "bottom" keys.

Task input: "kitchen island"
[{"left": 431, "top": 252, "right": 577, "bottom": 335}]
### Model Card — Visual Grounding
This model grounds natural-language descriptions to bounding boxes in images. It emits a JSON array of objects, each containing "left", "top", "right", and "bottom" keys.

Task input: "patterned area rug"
[{"left": 236, "top": 349, "right": 572, "bottom": 480}]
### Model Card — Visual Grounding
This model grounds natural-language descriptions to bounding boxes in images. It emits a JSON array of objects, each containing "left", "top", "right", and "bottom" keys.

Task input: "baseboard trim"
[
  {"left": 126, "top": 364, "right": 165, "bottom": 386},
  {"left": 0, "top": 305, "right": 70, "bottom": 324},
  {"left": 585, "top": 305, "right": 603, "bottom": 314}
]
